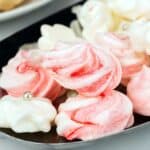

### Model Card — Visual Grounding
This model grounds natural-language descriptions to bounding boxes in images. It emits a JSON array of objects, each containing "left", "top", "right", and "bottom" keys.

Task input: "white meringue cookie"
[
  {"left": 0, "top": 95, "right": 57, "bottom": 133},
  {"left": 72, "top": 0, "right": 114, "bottom": 42},
  {"left": 38, "top": 24, "right": 78, "bottom": 50},
  {"left": 119, "top": 20, "right": 150, "bottom": 55},
  {"left": 106, "top": 0, "right": 150, "bottom": 20}
]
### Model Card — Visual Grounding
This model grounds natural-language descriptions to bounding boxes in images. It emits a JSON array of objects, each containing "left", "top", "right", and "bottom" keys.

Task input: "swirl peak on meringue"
[
  {"left": 95, "top": 33, "right": 148, "bottom": 79},
  {"left": 40, "top": 42, "right": 122, "bottom": 97},
  {"left": 0, "top": 50, "right": 63, "bottom": 101},
  {"left": 56, "top": 90, "right": 134, "bottom": 141}
]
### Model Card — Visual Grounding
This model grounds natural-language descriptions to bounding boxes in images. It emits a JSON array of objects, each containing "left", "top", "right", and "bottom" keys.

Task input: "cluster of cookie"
[{"left": 0, "top": 0, "right": 149, "bottom": 142}]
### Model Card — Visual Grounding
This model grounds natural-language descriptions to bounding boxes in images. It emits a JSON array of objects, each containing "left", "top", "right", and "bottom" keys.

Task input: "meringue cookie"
[
  {"left": 38, "top": 24, "right": 79, "bottom": 50},
  {"left": 0, "top": 0, "right": 24, "bottom": 11},
  {"left": 118, "top": 20, "right": 150, "bottom": 55},
  {"left": 56, "top": 90, "right": 133, "bottom": 141},
  {"left": 72, "top": 0, "right": 114, "bottom": 42},
  {"left": 40, "top": 42, "right": 122, "bottom": 97},
  {"left": 0, "top": 50, "right": 63, "bottom": 101},
  {"left": 106, "top": 0, "right": 150, "bottom": 20},
  {"left": 127, "top": 66, "right": 150, "bottom": 116},
  {"left": 95, "top": 33, "right": 147, "bottom": 79},
  {"left": 0, "top": 95, "right": 57, "bottom": 133}
]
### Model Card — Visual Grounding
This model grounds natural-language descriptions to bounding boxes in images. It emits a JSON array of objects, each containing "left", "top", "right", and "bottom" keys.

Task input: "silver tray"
[{"left": 0, "top": 122, "right": 150, "bottom": 150}]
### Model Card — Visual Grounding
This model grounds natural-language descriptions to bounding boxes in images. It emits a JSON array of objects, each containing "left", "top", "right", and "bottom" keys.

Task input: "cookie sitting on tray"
[
  {"left": 0, "top": 94, "right": 57, "bottom": 133},
  {"left": 0, "top": 0, "right": 25, "bottom": 11}
]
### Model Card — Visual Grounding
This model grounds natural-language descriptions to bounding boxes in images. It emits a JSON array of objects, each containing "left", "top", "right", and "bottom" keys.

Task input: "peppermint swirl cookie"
[
  {"left": 56, "top": 90, "right": 133, "bottom": 141},
  {"left": 41, "top": 42, "right": 122, "bottom": 97},
  {"left": 95, "top": 33, "right": 148, "bottom": 79},
  {"left": 0, "top": 50, "right": 64, "bottom": 101}
]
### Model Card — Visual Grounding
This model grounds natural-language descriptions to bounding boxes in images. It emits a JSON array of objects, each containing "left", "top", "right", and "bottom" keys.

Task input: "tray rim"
[
  {"left": 0, "top": 119, "right": 150, "bottom": 145},
  {"left": 0, "top": 0, "right": 53, "bottom": 22}
]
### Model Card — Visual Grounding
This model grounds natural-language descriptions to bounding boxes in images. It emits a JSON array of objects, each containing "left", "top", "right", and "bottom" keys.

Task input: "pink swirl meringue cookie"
[
  {"left": 127, "top": 66, "right": 150, "bottom": 116},
  {"left": 0, "top": 50, "right": 63, "bottom": 101},
  {"left": 95, "top": 33, "right": 148, "bottom": 79},
  {"left": 41, "top": 42, "right": 122, "bottom": 97},
  {"left": 56, "top": 90, "right": 134, "bottom": 141}
]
